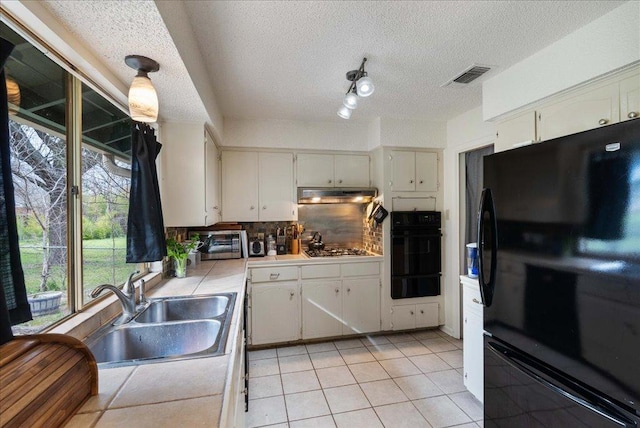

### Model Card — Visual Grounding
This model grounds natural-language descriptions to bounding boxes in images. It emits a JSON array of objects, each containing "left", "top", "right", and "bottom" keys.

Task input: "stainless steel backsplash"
[{"left": 298, "top": 204, "right": 364, "bottom": 248}]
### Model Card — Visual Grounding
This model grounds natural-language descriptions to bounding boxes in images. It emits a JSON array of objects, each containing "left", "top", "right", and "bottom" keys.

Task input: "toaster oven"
[{"left": 189, "top": 231, "right": 241, "bottom": 260}]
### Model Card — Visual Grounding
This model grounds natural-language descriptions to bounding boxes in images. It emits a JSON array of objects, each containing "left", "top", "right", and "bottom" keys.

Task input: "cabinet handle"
[
  {"left": 328, "top": 179, "right": 332, "bottom": 184},
  {"left": 262, "top": 206, "right": 267, "bottom": 210},
  {"left": 472, "top": 298, "right": 482, "bottom": 305},
  {"left": 420, "top": 310, "right": 424, "bottom": 314},
  {"left": 338, "top": 179, "right": 343, "bottom": 184},
  {"left": 347, "top": 288, "right": 351, "bottom": 293},
  {"left": 465, "top": 372, "right": 468, "bottom": 379},
  {"left": 629, "top": 112, "right": 638, "bottom": 119},
  {"left": 419, "top": 180, "right": 423, "bottom": 184},
  {"left": 335, "top": 288, "right": 340, "bottom": 293},
  {"left": 250, "top": 205, "right": 255, "bottom": 210},
  {"left": 598, "top": 118, "right": 609, "bottom": 125},
  {"left": 289, "top": 291, "right": 295, "bottom": 298},
  {"left": 270, "top": 273, "right": 280, "bottom": 280},
  {"left": 213, "top": 206, "right": 219, "bottom": 210},
  {"left": 410, "top": 310, "right": 414, "bottom": 315},
  {"left": 465, "top": 317, "right": 467, "bottom": 323},
  {"left": 410, "top": 179, "right": 414, "bottom": 184}
]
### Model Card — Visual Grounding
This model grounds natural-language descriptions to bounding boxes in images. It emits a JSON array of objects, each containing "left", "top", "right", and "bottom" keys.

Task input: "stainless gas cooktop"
[{"left": 304, "top": 247, "right": 370, "bottom": 257}]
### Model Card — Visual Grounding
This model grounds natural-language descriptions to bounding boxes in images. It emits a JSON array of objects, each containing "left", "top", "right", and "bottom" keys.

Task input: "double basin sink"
[{"left": 85, "top": 293, "right": 236, "bottom": 367}]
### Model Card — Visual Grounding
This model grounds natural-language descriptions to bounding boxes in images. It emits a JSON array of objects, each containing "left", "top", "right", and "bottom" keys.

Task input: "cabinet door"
[
  {"left": 342, "top": 278, "right": 380, "bottom": 335},
  {"left": 537, "top": 82, "right": 620, "bottom": 142},
  {"left": 297, "top": 153, "right": 334, "bottom": 186},
  {"left": 390, "top": 151, "right": 415, "bottom": 191},
  {"left": 462, "top": 280, "right": 483, "bottom": 402},
  {"left": 161, "top": 123, "right": 206, "bottom": 227},
  {"left": 464, "top": 309, "right": 483, "bottom": 402},
  {"left": 416, "top": 302, "right": 439, "bottom": 328},
  {"left": 391, "top": 305, "right": 416, "bottom": 331},
  {"left": 302, "top": 281, "right": 343, "bottom": 339},
  {"left": 495, "top": 111, "right": 537, "bottom": 152},
  {"left": 334, "top": 154, "right": 369, "bottom": 187},
  {"left": 204, "top": 132, "right": 220, "bottom": 226},
  {"left": 222, "top": 151, "right": 259, "bottom": 222},
  {"left": 251, "top": 281, "right": 300, "bottom": 345},
  {"left": 620, "top": 74, "right": 640, "bottom": 122},
  {"left": 259, "top": 152, "right": 295, "bottom": 221},
  {"left": 415, "top": 152, "right": 438, "bottom": 192}
]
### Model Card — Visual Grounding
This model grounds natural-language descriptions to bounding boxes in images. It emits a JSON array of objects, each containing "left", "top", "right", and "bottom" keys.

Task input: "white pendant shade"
[
  {"left": 343, "top": 92, "right": 358, "bottom": 109},
  {"left": 128, "top": 75, "right": 158, "bottom": 122},
  {"left": 337, "top": 105, "right": 352, "bottom": 119},
  {"left": 356, "top": 76, "right": 374, "bottom": 97}
]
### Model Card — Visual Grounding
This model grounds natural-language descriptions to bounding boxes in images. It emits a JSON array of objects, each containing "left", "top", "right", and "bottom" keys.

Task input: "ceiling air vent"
[{"left": 441, "top": 64, "right": 492, "bottom": 87}]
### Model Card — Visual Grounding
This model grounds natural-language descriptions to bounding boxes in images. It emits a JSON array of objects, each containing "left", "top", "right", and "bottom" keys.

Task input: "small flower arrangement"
[{"left": 166, "top": 233, "right": 199, "bottom": 278}]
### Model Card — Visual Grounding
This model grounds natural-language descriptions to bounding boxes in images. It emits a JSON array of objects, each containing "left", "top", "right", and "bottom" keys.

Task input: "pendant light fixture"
[
  {"left": 337, "top": 57, "right": 374, "bottom": 120},
  {"left": 125, "top": 55, "right": 160, "bottom": 122},
  {"left": 5, "top": 75, "right": 20, "bottom": 115}
]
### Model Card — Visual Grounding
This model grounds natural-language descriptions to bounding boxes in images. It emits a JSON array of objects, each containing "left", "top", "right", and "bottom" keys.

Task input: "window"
[{"left": 3, "top": 21, "right": 144, "bottom": 333}]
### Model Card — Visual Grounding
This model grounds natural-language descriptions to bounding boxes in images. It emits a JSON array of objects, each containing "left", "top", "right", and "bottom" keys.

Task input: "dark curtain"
[
  {"left": 1, "top": 38, "right": 32, "bottom": 345},
  {"left": 465, "top": 145, "right": 494, "bottom": 244},
  {"left": 126, "top": 122, "right": 166, "bottom": 262}
]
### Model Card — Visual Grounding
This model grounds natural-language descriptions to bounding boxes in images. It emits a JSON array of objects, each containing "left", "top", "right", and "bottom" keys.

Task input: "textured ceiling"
[
  {"left": 41, "top": 0, "right": 624, "bottom": 125},
  {"left": 42, "top": 0, "right": 208, "bottom": 124}
]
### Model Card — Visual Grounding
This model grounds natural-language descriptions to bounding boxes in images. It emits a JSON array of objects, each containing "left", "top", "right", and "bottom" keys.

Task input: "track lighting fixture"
[
  {"left": 125, "top": 55, "right": 160, "bottom": 122},
  {"left": 337, "top": 57, "right": 374, "bottom": 120}
]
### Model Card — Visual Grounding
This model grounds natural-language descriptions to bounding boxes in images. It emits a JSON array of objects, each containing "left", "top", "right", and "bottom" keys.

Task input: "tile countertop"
[
  {"left": 64, "top": 253, "right": 383, "bottom": 427},
  {"left": 65, "top": 258, "right": 248, "bottom": 428}
]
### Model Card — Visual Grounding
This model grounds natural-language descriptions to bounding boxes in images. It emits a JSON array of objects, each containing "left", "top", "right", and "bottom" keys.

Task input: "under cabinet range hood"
[{"left": 297, "top": 187, "right": 377, "bottom": 204}]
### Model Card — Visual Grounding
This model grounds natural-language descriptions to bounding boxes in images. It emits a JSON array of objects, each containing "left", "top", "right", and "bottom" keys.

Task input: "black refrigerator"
[{"left": 478, "top": 119, "right": 640, "bottom": 427}]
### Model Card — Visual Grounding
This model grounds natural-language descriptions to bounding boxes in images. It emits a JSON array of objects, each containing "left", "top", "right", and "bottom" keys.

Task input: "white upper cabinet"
[
  {"left": 334, "top": 154, "right": 370, "bottom": 187},
  {"left": 620, "top": 74, "right": 640, "bottom": 122},
  {"left": 537, "top": 81, "right": 620, "bottom": 142},
  {"left": 204, "top": 129, "right": 221, "bottom": 225},
  {"left": 390, "top": 150, "right": 438, "bottom": 192},
  {"left": 222, "top": 151, "right": 296, "bottom": 222},
  {"left": 259, "top": 152, "right": 296, "bottom": 221},
  {"left": 161, "top": 122, "right": 219, "bottom": 227},
  {"left": 495, "top": 111, "right": 537, "bottom": 153},
  {"left": 222, "top": 151, "right": 259, "bottom": 222},
  {"left": 296, "top": 153, "right": 334, "bottom": 186},
  {"left": 297, "top": 153, "right": 369, "bottom": 187}
]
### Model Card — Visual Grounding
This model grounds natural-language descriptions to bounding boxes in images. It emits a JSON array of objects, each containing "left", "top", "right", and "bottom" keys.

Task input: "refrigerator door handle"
[
  {"left": 477, "top": 188, "right": 497, "bottom": 306},
  {"left": 488, "top": 341, "right": 636, "bottom": 428}
]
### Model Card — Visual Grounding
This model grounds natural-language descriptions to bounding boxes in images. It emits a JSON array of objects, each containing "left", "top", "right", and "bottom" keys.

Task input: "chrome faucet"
[{"left": 90, "top": 270, "right": 140, "bottom": 325}]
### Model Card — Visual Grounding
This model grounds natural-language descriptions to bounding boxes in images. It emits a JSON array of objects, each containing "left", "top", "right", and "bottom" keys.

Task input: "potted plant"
[{"left": 166, "top": 234, "right": 199, "bottom": 278}]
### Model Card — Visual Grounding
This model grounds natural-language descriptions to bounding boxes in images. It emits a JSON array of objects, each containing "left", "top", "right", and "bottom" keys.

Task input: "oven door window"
[{"left": 392, "top": 233, "right": 441, "bottom": 276}]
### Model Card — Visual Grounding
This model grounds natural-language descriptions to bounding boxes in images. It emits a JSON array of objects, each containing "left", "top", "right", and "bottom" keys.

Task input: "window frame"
[{"left": 2, "top": 13, "right": 148, "bottom": 331}]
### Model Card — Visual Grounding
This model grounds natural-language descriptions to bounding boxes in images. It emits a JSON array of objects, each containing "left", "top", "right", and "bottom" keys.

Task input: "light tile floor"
[{"left": 247, "top": 329, "right": 483, "bottom": 428}]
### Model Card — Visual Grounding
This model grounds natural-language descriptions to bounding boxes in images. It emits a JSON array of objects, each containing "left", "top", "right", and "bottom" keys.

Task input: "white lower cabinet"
[
  {"left": 391, "top": 302, "right": 439, "bottom": 330},
  {"left": 461, "top": 276, "right": 483, "bottom": 402},
  {"left": 342, "top": 278, "right": 380, "bottom": 335},
  {"left": 250, "top": 261, "right": 382, "bottom": 345},
  {"left": 250, "top": 281, "right": 300, "bottom": 345},
  {"left": 302, "top": 280, "right": 343, "bottom": 339}
]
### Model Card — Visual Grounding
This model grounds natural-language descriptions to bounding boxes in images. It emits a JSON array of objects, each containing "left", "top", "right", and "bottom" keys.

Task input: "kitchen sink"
[
  {"left": 85, "top": 292, "right": 236, "bottom": 367},
  {"left": 135, "top": 295, "right": 229, "bottom": 323}
]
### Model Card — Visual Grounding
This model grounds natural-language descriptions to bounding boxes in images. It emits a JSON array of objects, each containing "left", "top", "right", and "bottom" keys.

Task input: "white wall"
[
  {"left": 483, "top": 1, "right": 640, "bottom": 120},
  {"left": 378, "top": 118, "right": 446, "bottom": 149},
  {"left": 155, "top": 1, "right": 225, "bottom": 144},
  {"left": 441, "top": 106, "right": 496, "bottom": 337},
  {"left": 223, "top": 118, "right": 370, "bottom": 151}
]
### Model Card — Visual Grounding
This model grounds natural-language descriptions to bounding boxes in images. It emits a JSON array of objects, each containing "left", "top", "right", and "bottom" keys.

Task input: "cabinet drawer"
[
  {"left": 342, "top": 262, "right": 380, "bottom": 277},
  {"left": 301, "top": 264, "right": 340, "bottom": 279},
  {"left": 251, "top": 266, "right": 298, "bottom": 283}
]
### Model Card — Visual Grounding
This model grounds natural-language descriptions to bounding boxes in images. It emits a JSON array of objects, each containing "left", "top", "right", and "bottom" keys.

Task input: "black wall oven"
[{"left": 391, "top": 211, "right": 441, "bottom": 299}]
